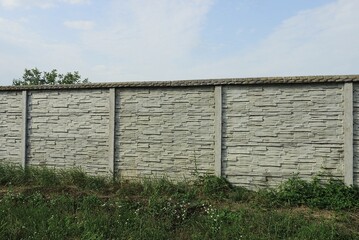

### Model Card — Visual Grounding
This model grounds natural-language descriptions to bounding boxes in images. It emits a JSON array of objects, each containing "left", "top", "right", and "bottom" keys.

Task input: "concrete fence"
[{"left": 1, "top": 75, "right": 359, "bottom": 189}]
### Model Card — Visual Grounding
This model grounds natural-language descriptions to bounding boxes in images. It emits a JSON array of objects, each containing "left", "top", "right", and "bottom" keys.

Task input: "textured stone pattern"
[
  {"left": 27, "top": 90, "right": 110, "bottom": 175},
  {"left": 115, "top": 87, "right": 215, "bottom": 180},
  {"left": 223, "top": 84, "right": 344, "bottom": 188},
  {"left": 353, "top": 84, "right": 359, "bottom": 185},
  {"left": 0, "top": 91, "right": 22, "bottom": 165}
]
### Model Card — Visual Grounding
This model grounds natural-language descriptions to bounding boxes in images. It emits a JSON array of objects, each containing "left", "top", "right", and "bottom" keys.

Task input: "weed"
[
  {"left": 0, "top": 164, "right": 26, "bottom": 186},
  {"left": 268, "top": 176, "right": 359, "bottom": 210},
  {"left": 1, "top": 164, "right": 359, "bottom": 239},
  {"left": 195, "top": 174, "right": 232, "bottom": 199}
]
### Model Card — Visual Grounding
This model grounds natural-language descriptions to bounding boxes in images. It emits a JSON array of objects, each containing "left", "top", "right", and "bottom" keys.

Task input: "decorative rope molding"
[{"left": 1, "top": 75, "right": 359, "bottom": 91}]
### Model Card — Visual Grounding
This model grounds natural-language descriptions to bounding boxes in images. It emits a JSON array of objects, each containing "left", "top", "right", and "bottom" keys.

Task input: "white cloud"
[
  {"left": 0, "top": 17, "right": 86, "bottom": 85},
  {"left": 188, "top": 0, "right": 359, "bottom": 78},
  {"left": 62, "top": 0, "right": 89, "bottom": 4},
  {"left": 0, "top": 0, "right": 213, "bottom": 83},
  {"left": 64, "top": 20, "right": 94, "bottom": 30},
  {"left": 81, "top": 0, "right": 214, "bottom": 81},
  {"left": 0, "top": 0, "right": 18, "bottom": 8},
  {"left": 0, "top": 0, "right": 55, "bottom": 8},
  {"left": 0, "top": 0, "right": 89, "bottom": 9},
  {"left": 0, "top": 17, "right": 37, "bottom": 47},
  {"left": 2, "top": 0, "right": 355, "bottom": 86}
]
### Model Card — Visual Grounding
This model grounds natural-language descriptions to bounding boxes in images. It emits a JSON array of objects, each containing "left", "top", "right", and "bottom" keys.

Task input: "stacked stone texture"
[
  {"left": 27, "top": 90, "right": 110, "bottom": 175},
  {"left": 1, "top": 75, "right": 359, "bottom": 188},
  {"left": 115, "top": 87, "right": 215, "bottom": 179},
  {"left": 0, "top": 91, "right": 22, "bottom": 165},
  {"left": 353, "top": 84, "right": 359, "bottom": 185},
  {"left": 222, "top": 84, "right": 344, "bottom": 188}
]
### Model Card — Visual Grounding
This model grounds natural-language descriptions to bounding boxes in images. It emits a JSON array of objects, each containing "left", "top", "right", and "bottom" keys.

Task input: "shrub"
[{"left": 269, "top": 176, "right": 359, "bottom": 210}]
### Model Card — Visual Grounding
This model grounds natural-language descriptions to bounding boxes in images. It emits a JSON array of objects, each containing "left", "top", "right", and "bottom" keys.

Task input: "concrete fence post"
[
  {"left": 344, "top": 82, "right": 354, "bottom": 185},
  {"left": 214, "top": 86, "right": 222, "bottom": 177},
  {"left": 109, "top": 88, "right": 116, "bottom": 177},
  {"left": 21, "top": 90, "right": 28, "bottom": 169}
]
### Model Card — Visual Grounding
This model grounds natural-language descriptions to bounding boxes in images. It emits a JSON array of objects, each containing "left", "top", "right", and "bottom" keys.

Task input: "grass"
[{"left": 1, "top": 164, "right": 359, "bottom": 239}]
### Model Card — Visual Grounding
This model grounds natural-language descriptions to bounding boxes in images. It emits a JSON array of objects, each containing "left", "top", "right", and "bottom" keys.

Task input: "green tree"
[{"left": 13, "top": 68, "right": 89, "bottom": 86}]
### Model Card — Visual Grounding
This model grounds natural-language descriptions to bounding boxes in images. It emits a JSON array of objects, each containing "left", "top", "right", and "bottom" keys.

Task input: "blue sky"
[{"left": 0, "top": 0, "right": 358, "bottom": 85}]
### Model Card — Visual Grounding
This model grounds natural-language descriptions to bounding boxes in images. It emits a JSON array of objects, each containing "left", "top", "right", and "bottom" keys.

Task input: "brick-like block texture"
[
  {"left": 0, "top": 92, "right": 22, "bottom": 165},
  {"left": 115, "top": 87, "right": 215, "bottom": 179},
  {"left": 27, "top": 90, "right": 110, "bottom": 175},
  {"left": 353, "top": 84, "right": 359, "bottom": 185},
  {"left": 223, "top": 84, "right": 344, "bottom": 188}
]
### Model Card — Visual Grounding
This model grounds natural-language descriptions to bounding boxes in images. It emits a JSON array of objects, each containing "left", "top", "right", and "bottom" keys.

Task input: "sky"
[{"left": 0, "top": 0, "right": 358, "bottom": 85}]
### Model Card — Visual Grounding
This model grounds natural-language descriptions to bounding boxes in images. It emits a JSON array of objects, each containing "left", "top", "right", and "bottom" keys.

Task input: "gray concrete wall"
[
  {"left": 222, "top": 84, "right": 344, "bottom": 188},
  {"left": 0, "top": 79, "right": 358, "bottom": 188},
  {"left": 27, "top": 90, "right": 110, "bottom": 175},
  {"left": 0, "top": 91, "right": 23, "bottom": 165},
  {"left": 115, "top": 87, "right": 215, "bottom": 180},
  {"left": 353, "top": 84, "right": 359, "bottom": 185}
]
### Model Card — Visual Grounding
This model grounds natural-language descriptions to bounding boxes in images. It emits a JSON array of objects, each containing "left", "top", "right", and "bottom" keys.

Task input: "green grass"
[
  {"left": 0, "top": 164, "right": 359, "bottom": 239},
  {"left": 266, "top": 176, "right": 359, "bottom": 210}
]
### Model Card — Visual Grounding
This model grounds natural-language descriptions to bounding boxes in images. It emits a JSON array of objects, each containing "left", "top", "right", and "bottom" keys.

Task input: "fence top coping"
[{"left": 1, "top": 75, "right": 359, "bottom": 91}]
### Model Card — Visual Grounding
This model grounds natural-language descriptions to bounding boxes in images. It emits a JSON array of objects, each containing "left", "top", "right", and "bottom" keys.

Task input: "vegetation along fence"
[{"left": 1, "top": 75, "right": 359, "bottom": 189}]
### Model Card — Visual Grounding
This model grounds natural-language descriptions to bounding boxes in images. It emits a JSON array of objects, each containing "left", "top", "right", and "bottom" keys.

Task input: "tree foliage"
[{"left": 13, "top": 68, "right": 89, "bottom": 86}]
